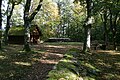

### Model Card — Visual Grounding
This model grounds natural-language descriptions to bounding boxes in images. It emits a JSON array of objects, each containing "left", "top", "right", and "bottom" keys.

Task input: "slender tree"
[
  {"left": 4, "top": 0, "right": 22, "bottom": 45},
  {"left": 109, "top": 9, "right": 118, "bottom": 50},
  {"left": 23, "top": 0, "right": 43, "bottom": 51},
  {"left": 4, "top": 1, "right": 15, "bottom": 45},
  {"left": 103, "top": 10, "right": 108, "bottom": 47},
  {"left": 0, "top": 0, "right": 2, "bottom": 49},
  {"left": 100, "top": 9, "right": 109, "bottom": 48}
]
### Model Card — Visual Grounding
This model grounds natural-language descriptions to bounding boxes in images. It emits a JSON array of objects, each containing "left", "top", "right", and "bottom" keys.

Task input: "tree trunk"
[
  {"left": 112, "top": 14, "right": 118, "bottom": 50},
  {"left": 103, "top": 11, "right": 108, "bottom": 48},
  {"left": 56, "top": 2, "right": 62, "bottom": 38},
  {"left": 83, "top": 0, "right": 92, "bottom": 53},
  {"left": 4, "top": 3, "right": 15, "bottom": 45},
  {"left": 87, "top": 27, "right": 91, "bottom": 49},
  {"left": 113, "top": 29, "right": 116, "bottom": 50},
  {"left": 109, "top": 10, "right": 118, "bottom": 50},
  {"left": 4, "top": 22, "right": 10, "bottom": 45},
  {"left": 23, "top": 0, "right": 32, "bottom": 52},
  {"left": 0, "top": 0, "right": 2, "bottom": 49},
  {"left": 23, "top": 20, "right": 31, "bottom": 51},
  {"left": 83, "top": 26, "right": 91, "bottom": 52},
  {"left": 23, "top": 0, "right": 43, "bottom": 52}
]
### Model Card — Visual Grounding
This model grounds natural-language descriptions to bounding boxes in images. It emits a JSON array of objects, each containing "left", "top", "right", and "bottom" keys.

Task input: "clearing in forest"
[{"left": 0, "top": 42, "right": 120, "bottom": 80}]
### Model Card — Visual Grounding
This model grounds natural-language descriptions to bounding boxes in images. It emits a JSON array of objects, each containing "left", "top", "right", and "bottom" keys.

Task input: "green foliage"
[
  {"left": 91, "top": 26, "right": 104, "bottom": 41},
  {"left": 9, "top": 26, "right": 24, "bottom": 35},
  {"left": 66, "top": 14, "right": 85, "bottom": 42},
  {"left": 40, "top": 22, "right": 57, "bottom": 40},
  {"left": 48, "top": 69, "right": 79, "bottom": 80},
  {"left": 9, "top": 25, "right": 42, "bottom": 36},
  {"left": 3, "top": 0, "right": 120, "bottom": 48},
  {"left": 66, "top": 24, "right": 84, "bottom": 42}
]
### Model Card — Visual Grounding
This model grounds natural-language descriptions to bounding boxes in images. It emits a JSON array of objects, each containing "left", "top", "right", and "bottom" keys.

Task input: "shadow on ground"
[
  {"left": 0, "top": 43, "right": 69, "bottom": 80},
  {"left": 1, "top": 43, "right": 120, "bottom": 80},
  {"left": 89, "top": 50, "right": 120, "bottom": 79}
]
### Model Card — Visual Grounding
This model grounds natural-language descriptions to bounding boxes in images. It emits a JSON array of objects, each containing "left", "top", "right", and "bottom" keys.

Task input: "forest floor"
[
  {"left": 26, "top": 42, "right": 82, "bottom": 80},
  {"left": 0, "top": 42, "right": 82, "bottom": 80},
  {"left": 0, "top": 42, "right": 120, "bottom": 80}
]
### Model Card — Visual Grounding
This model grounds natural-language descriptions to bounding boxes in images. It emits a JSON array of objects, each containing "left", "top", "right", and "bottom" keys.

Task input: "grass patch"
[
  {"left": 47, "top": 69, "right": 79, "bottom": 80},
  {"left": 44, "top": 42, "right": 83, "bottom": 46}
]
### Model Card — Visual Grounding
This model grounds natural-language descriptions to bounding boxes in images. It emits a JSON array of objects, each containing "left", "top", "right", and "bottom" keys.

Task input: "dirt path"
[{"left": 26, "top": 44, "right": 81, "bottom": 80}]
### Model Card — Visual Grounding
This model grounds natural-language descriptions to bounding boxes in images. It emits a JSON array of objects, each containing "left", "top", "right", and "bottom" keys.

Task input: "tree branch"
[
  {"left": 8, "top": 2, "right": 15, "bottom": 19},
  {"left": 29, "top": 0, "right": 43, "bottom": 22}
]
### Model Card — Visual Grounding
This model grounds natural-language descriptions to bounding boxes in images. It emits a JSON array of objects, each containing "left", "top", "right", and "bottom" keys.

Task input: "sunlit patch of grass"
[
  {"left": 14, "top": 62, "right": 31, "bottom": 66},
  {"left": 0, "top": 55, "right": 7, "bottom": 59},
  {"left": 64, "top": 54, "right": 74, "bottom": 59},
  {"left": 32, "top": 58, "right": 41, "bottom": 62},
  {"left": 83, "top": 63, "right": 100, "bottom": 72},
  {"left": 34, "top": 50, "right": 46, "bottom": 54},
  {"left": 44, "top": 42, "right": 83, "bottom": 46},
  {"left": 114, "top": 62, "right": 120, "bottom": 67},
  {"left": 45, "top": 45, "right": 66, "bottom": 48},
  {"left": 47, "top": 69, "right": 79, "bottom": 80},
  {"left": 56, "top": 60, "right": 76, "bottom": 70},
  {"left": 83, "top": 77, "right": 95, "bottom": 80}
]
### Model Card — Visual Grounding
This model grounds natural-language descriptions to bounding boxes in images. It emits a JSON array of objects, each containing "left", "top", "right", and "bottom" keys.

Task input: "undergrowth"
[{"left": 47, "top": 48, "right": 101, "bottom": 80}]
